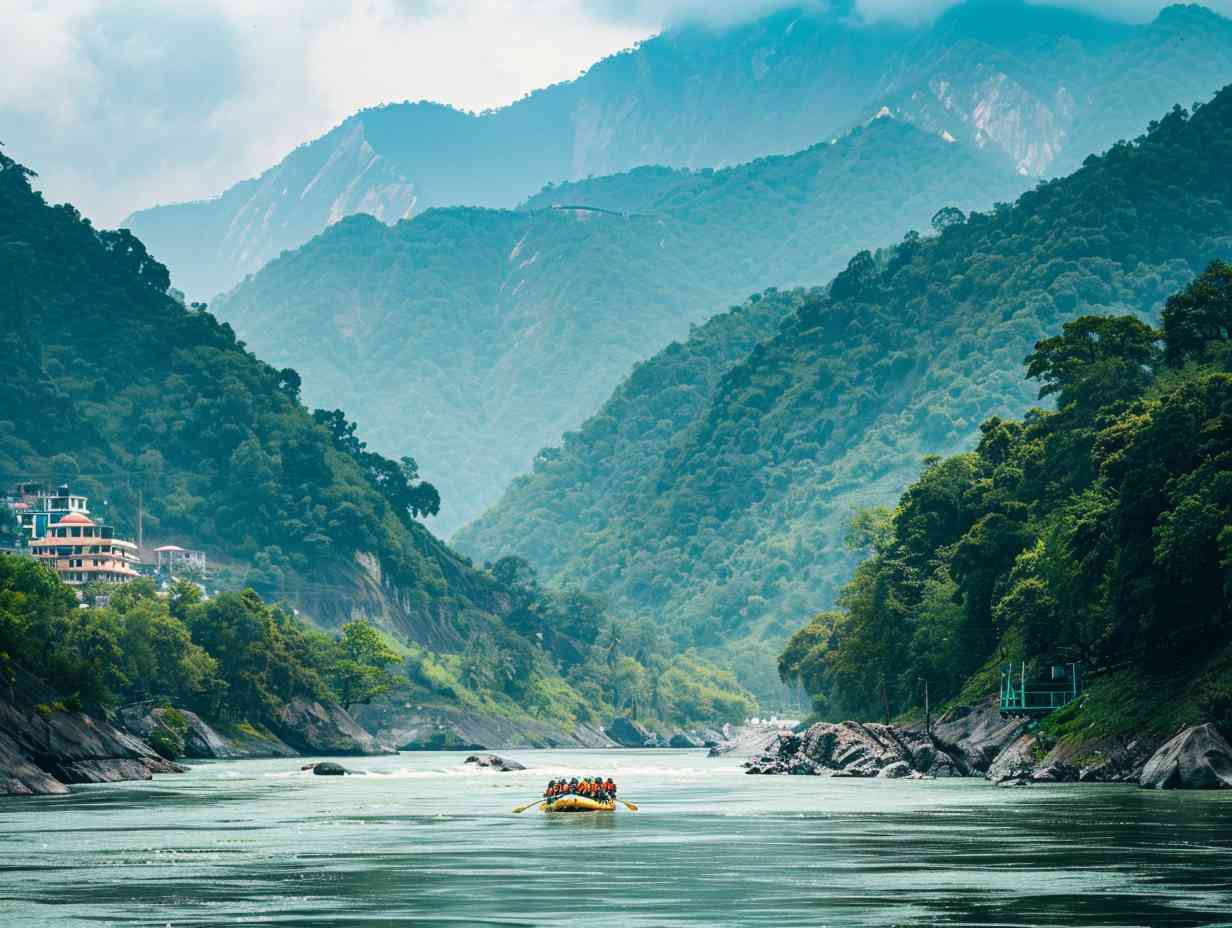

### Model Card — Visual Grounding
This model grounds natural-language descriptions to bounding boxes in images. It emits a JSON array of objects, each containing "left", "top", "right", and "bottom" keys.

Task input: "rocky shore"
[
  {"left": 2, "top": 671, "right": 396, "bottom": 796},
  {"left": 1, "top": 668, "right": 182, "bottom": 796},
  {"left": 743, "top": 699, "right": 1232, "bottom": 790}
]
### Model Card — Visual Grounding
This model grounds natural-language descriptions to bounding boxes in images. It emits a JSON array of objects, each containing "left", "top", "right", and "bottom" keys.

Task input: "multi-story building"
[
  {"left": 154, "top": 544, "right": 207, "bottom": 577},
  {"left": 6, "top": 483, "right": 91, "bottom": 542},
  {"left": 29, "top": 511, "right": 141, "bottom": 586}
]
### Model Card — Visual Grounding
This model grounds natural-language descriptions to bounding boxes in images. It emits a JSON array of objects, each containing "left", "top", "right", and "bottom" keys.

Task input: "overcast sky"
[{"left": 3, "top": 0, "right": 1227, "bottom": 226}]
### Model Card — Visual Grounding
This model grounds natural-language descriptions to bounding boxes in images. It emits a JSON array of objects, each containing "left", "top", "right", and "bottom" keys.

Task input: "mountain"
[
  {"left": 457, "top": 86, "right": 1232, "bottom": 700},
  {"left": 0, "top": 148, "right": 753, "bottom": 740},
  {"left": 212, "top": 117, "right": 1026, "bottom": 534},
  {"left": 124, "top": 2, "right": 1232, "bottom": 300}
]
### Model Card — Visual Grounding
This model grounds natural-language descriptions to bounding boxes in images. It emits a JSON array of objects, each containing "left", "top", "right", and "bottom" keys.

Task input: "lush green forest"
[
  {"left": 215, "top": 117, "right": 1026, "bottom": 535},
  {"left": 461, "top": 87, "right": 1232, "bottom": 701},
  {"left": 781, "top": 263, "right": 1232, "bottom": 739},
  {"left": 127, "top": 2, "right": 1232, "bottom": 300},
  {"left": 0, "top": 149, "right": 751, "bottom": 732}
]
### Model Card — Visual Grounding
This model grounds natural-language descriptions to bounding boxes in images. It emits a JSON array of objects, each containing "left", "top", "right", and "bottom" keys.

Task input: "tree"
[
  {"left": 930, "top": 206, "right": 965, "bottom": 233},
  {"left": 329, "top": 620, "right": 403, "bottom": 710},
  {"left": 1161, "top": 260, "right": 1232, "bottom": 366},
  {"left": 1025, "top": 315, "right": 1161, "bottom": 414}
]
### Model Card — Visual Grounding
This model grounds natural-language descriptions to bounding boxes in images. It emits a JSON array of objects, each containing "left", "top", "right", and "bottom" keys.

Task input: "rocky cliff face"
[
  {"left": 125, "top": 2, "right": 1232, "bottom": 300},
  {"left": 1, "top": 670, "right": 182, "bottom": 796}
]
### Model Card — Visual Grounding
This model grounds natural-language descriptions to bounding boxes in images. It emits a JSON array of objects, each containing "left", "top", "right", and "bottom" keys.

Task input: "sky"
[{"left": 3, "top": 0, "right": 1229, "bottom": 226}]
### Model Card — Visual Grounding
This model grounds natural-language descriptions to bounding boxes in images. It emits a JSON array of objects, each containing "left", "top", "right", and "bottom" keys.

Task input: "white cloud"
[
  {"left": 1, "top": 0, "right": 647, "bottom": 225},
  {"left": 4, "top": 0, "right": 1230, "bottom": 226}
]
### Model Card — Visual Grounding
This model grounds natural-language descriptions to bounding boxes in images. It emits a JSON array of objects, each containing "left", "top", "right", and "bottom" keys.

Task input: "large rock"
[
  {"left": 606, "top": 717, "right": 654, "bottom": 748},
  {"left": 744, "top": 720, "right": 967, "bottom": 778},
  {"left": 932, "top": 700, "right": 1026, "bottom": 773},
  {"left": 464, "top": 753, "right": 526, "bottom": 772},
  {"left": 119, "top": 703, "right": 241, "bottom": 759},
  {"left": 985, "top": 733, "right": 1038, "bottom": 784},
  {"left": 1, "top": 669, "right": 181, "bottom": 796},
  {"left": 271, "top": 699, "right": 394, "bottom": 756},
  {"left": 1139, "top": 724, "right": 1232, "bottom": 790}
]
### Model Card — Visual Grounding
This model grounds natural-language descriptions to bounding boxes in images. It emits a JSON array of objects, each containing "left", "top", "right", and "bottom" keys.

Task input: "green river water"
[{"left": 2, "top": 749, "right": 1231, "bottom": 927}]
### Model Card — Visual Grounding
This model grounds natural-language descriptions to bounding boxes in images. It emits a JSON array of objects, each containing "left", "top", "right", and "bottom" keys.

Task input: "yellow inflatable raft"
[{"left": 543, "top": 796, "right": 616, "bottom": 813}]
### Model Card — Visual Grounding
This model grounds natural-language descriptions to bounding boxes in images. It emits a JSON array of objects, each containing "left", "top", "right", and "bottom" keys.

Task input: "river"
[{"left": 2, "top": 749, "right": 1231, "bottom": 927}]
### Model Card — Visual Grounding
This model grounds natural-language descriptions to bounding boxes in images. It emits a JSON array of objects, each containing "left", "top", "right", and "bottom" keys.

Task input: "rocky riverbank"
[
  {"left": 2, "top": 673, "right": 397, "bottom": 796},
  {"left": 1, "top": 668, "right": 182, "bottom": 796},
  {"left": 743, "top": 699, "right": 1232, "bottom": 790}
]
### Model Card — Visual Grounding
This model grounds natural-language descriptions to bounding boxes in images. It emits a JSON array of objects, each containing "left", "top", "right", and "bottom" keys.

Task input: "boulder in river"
[
  {"left": 464, "top": 753, "right": 526, "bottom": 772},
  {"left": 606, "top": 717, "right": 654, "bottom": 748},
  {"left": 1139, "top": 724, "right": 1232, "bottom": 790},
  {"left": 311, "top": 761, "right": 349, "bottom": 776}
]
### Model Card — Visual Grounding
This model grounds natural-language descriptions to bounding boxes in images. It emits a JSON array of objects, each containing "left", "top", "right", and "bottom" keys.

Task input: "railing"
[{"left": 999, "top": 662, "right": 1081, "bottom": 717}]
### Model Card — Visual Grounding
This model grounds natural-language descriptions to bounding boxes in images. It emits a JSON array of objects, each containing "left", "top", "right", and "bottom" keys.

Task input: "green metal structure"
[{"left": 999, "top": 662, "right": 1081, "bottom": 718}]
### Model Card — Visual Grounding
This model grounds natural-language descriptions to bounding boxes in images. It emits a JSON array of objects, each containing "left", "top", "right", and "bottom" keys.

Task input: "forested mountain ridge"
[
  {"left": 125, "top": 1, "right": 1232, "bottom": 299},
  {"left": 780, "top": 262, "right": 1232, "bottom": 743},
  {"left": 214, "top": 117, "right": 1025, "bottom": 535},
  {"left": 0, "top": 149, "right": 754, "bottom": 738},
  {"left": 460, "top": 86, "right": 1232, "bottom": 699}
]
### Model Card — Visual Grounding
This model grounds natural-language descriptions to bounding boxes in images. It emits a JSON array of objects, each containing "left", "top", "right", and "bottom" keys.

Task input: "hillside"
[
  {"left": 459, "top": 87, "right": 1232, "bottom": 700},
  {"left": 125, "top": 1, "right": 1232, "bottom": 299},
  {"left": 0, "top": 149, "right": 753, "bottom": 740},
  {"left": 779, "top": 262, "right": 1232, "bottom": 753},
  {"left": 213, "top": 117, "right": 1025, "bottom": 534}
]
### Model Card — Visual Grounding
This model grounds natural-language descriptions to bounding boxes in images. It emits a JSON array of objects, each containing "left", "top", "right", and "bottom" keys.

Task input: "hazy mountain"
[
  {"left": 0, "top": 148, "right": 753, "bottom": 735},
  {"left": 212, "top": 117, "right": 1026, "bottom": 534},
  {"left": 126, "top": 2, "right": 1232, "bottom": 299},
  {"left": 456, "top": 86, "right": 1232, "bottom": 698}
]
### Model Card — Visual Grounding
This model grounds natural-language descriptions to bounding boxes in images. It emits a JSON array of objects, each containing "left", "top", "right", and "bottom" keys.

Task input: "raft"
[{"left": 543, "top": 795, "right": 616, "bottom": 813}]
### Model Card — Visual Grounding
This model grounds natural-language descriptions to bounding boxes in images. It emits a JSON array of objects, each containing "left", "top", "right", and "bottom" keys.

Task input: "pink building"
[{"left": 29, "top": 512, "right": 140, "bottom": 586}]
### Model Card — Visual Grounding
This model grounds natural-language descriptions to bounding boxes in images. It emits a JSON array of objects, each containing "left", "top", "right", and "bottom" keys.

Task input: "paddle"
[
  {"left": 617, "top": 798, "right": 638, "bottom": 812},
  {"left": 513, "top": 798, "right": 548, "bottom": 814}
]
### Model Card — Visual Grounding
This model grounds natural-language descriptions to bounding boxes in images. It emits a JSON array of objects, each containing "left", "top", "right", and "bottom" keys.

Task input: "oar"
[
  {"left": 513, "top": 798, "right": 548, "bottom": 814},
  {"left": 617, "top": 798, "right": 638, "bottom": 812}
]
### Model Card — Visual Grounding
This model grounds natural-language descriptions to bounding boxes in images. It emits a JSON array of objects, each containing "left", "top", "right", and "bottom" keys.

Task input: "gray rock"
[
  {"left": 878, "top": 760, "right": 912, "bottom": 779},
  {"left": 464, "top": 753, "right": 526, "bottom": 772},
  {"left": 1031, "top": 761, "right": 1079, "bottom": 783},
  {"left": 932, "top": 700, "right": 1026, "bottom": 773},
  {"left": 986, "top": 734, "right": 1038, "bottom": 784},
  {"left": 271, "top": 699, "right": 393, "bottom": 756},
  {"left": 1, "top": 668, "right": 181, "bottom": 796},
  {"left": 312, "top": 761, "right": 348, "bottom": 776},
  {"left": 1139, "top": 724, "right": 1232, "bottom": 790},
  {"left": 119, "top": 703, "right": 244, "bottom": 759},
  {"left": 606, "top": 717, "right": 654, "bottom": 748},
  {"left": 668, "top": 732, "right": 705, "bottom": 749},
  {"left": 700, "top": 728, "right": 724, "bottom": 747}
]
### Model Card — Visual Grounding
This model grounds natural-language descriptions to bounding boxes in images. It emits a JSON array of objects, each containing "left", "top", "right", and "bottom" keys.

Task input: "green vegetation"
[
  {"left": 780, "top": 262, "right": 1232, "bottom": 736},
  {"left": 463, "top": 87, "right": 1232, "bottom": 701},
  {"left": 217, "top": 117, "right": 1026, "bottom": 534},
  {"left": 0, "top": 147, "right": 752, "bottom": 732}
]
